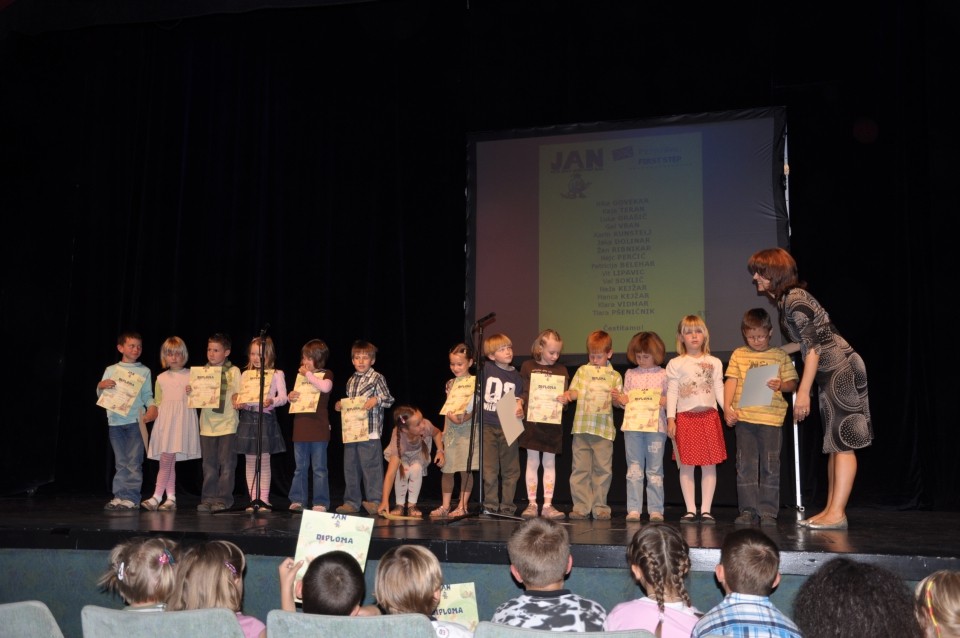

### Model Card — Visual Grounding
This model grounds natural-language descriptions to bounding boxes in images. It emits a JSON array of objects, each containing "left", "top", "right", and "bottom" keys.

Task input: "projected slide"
[{"left": 468, "top": 107, "right": 788, "bottom": 359}]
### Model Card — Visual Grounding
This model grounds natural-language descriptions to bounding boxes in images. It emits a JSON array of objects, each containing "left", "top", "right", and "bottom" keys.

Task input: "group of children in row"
[
  {"left": 98, "top": 303, "right": 796, "bottom": 525},
  {"left": 99, "top": 516, "right": 960, "bottom": 638}
]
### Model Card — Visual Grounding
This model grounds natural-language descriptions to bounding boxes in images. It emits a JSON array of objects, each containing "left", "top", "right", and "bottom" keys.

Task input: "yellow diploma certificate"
[
  {"left": 526, "top": 372, "right": 564, "bottom": 424},
  {"left": 340, "top": 396, "right": 369, "bottom": 443},
  {"left": 621, "top": 388, "right": 661, "bottom": 432},
  {"left": 581, "top": 366, "right": 616, "bottom": 414},
  {"left": 292, "top": 510, "right": 373, "bottom": 602},
  {"left": 288, "top": 372, "right": 322, "bottom": 414},
  {"left": 440, "top": 375, "right": 475, "bottom": 415},
  {"left": 96, "top": 368, "right": 146, "bottom": 417},
  {"left": 188, "top": 366, "right": 221, "bottom": 409},
  {"left": 237, "top": 369, "right": 275, "bottom": 405},
  {"left": 434, "top": 582, "right": 479, "bottom": 632}
]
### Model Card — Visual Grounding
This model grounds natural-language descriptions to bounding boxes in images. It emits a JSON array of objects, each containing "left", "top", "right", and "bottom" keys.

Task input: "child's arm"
[
  {"left": 431, "top": 424, "right": 445, "bottom": 467},
  {"left": 723, "top": 377, "right": 739, "bottom": 426},
  {"left": 266, "top": 370, "right": 288, "bottom": 409},
  {"left": 377, "top": 455, "right": 401, "bottom": 515},
  {"left": 278, "top": 557, "right": 302, "bottom": 612}
]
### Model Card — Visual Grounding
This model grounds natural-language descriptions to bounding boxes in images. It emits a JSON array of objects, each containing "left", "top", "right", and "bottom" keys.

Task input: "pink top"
[
  {"left": 236, "top": 611, "right": 266, "bottom": 638},
  {"left": 604, "top": 597, "right": 700, "bottom": 638}
]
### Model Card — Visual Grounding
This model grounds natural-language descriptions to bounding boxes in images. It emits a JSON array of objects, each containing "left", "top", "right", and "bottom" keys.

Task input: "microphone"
[
  {"left": 475, "top": 312, "right": 496, "bottom": 326},
  {"left": 259, "top": 323, "right": 270, "bottom": 337}
]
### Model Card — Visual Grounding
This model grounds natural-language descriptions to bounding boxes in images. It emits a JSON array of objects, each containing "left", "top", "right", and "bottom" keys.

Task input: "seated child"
[
  {"left": 97, "top": 536, "right": 180, "bottom": 611},
  {"left": 167, "top": 540, "right": 265, "bottom": 638},
  {"left": 374, "top": 544, "right": 473, "bottom": 637},
  {"left": 277, "top": 550, "right": 380, "bottom": 616},
  {"left": 692, "top": 528, "right": 800, "bottom": 638},
  {"left": 604, "top": 523, "right": 701, "bottom": 636},
  {"left": 491, "top": 517, "right": 607, "bottom": 631}
]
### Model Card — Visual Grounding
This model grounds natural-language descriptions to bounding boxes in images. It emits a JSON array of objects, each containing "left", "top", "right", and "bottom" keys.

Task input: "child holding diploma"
[
  {"left": 518, "top": 329, "right": 569, "bottom": 520},
  {"left": 431, "top": 343, "right": 479, "bottom": 518},
  {"left": 562, "top": 330, "right": 623, "bottom": 521},
  {"left": 236, "top": 335, "right": 287, "bottom": 510},
  {"left": 287, "top": 338, "right": 334, "bottom": 512},
  {"left": 96, "top": 330, "right": 158, "bottom": 511},
  {"left": 666, "top": 315, "right": 726, "bottom": 525},
  {"left": 334, "top": 340, "right": 394, "bottom": 515},
  {"left": 142, "top": 336, "right": 200, "bottom": 511},
  {"left": 613, "top": 331, "right": 668, "bottom": 523},
  {"left": 723, "top": 308, "right": 798, "bottom": 527}
]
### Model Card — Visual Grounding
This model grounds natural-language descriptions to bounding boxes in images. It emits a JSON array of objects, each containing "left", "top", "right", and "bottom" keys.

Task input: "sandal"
[
  {"left": 449, "top": 505, "right": 468, "bottom": 517},
  {"left": 390, "top": 505, "right": 405, "bottom": 516},
  {"left": 680, "top": 511, "right": 699, "bottom": 524},
  {"left": 430, "top": 505, "right": 450, "bottom": 518},
  {"left": 700, "top": 512, "right": 716, "bottom": 525},
  {"left": 406, "top": 505, "right": 423, "bottom": 518}
]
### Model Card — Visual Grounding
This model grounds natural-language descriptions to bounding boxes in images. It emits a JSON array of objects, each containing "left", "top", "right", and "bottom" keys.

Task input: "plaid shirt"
[
  {"left": 345, "top": 368, "right": 394, "bottom": 439},
  {"left": 692, "top": 593, "right": 801, "bottom": 638},
  {"left": 568, "top": 362, "right": 623, "bottom": 441}
]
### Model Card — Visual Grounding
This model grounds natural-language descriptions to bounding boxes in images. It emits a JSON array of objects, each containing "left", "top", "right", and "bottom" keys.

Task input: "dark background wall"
[{"left": 0, "top": 0, "right": 955, "bottom": 510}]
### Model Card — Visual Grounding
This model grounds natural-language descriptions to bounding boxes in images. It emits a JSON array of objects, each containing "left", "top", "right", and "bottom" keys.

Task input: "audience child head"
[
  {"left": 374, "top": 544, "right": 444, "bottom": 615},
  {"left": 507, "top": 516, "right": 572, "bottom": 590},
  {"left": 167, "top": 540, "right": 247, "bottom": 611},
  {"left": 917, "top": 570, "right": 960, "bottom": 638},
  {"left": 793, "top": 556, "right": 922, "bottom": 638},
  {"left": 97, "top": 536, "right": 180, "bottom": 609},
  {"left": 716, "top": 528, "right": 781, "bottom": 596},
  {"left": 300, "top": 550, "right": 367, "bottom": 616},
  {"left": 625, "top": 523, "right": 693, "bottom": 613}
]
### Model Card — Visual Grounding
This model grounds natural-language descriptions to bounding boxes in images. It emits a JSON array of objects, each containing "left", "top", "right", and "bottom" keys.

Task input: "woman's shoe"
[{"left": 806, "top": 516, "right": 848, "bottom": 530}]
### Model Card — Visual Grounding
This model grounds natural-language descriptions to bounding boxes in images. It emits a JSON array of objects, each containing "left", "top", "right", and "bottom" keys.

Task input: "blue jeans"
[
  {"left": 734, "top": 421, "right": 782, "bottom": 518},
  {"left": 289, "top": 441, "right": 330, "bottom": 509},
  {"left": 107, "top": 423, "right": 144, "bottom": 503},
  {"left": 200, "top": 433, "right": 237, "bottom": 507},
  {"left": 342, "top": 440, "right": 383, "bottom": 508},
  {"left": 623, "top": 431, "right": 667, "bottom": 515}
]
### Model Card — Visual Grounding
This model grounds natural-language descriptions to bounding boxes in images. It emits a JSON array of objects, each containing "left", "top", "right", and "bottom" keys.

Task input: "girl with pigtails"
[{"left": 376, "top": 404, "right": 444, "bottom": 518}]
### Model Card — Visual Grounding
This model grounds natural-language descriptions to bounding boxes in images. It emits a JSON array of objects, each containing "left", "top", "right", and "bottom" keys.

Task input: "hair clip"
[
  {"left": 158, "top": 548, "right": 176, "bottom": 566},
  {"left": 224, "top": 561, "right": 238, "bottom": 576},
  {"left": 117, "top": 561, "right": 126, "bottom": 582},
  {"left": 926, "top": 581, "right": 941, "bottom": 638},
  {"left": 399, "top": 414, "right": 407, "bottom": 424}
]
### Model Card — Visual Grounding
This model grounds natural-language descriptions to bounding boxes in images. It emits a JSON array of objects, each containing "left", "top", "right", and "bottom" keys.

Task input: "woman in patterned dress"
[{"left": 748, "top": 248, "right": 872, "bottom": 530}]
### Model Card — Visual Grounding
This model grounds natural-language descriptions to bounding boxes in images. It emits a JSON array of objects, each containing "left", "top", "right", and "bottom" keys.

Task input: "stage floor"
[{"left": 2, "top": 492, "right": 958, "bottom": 580}]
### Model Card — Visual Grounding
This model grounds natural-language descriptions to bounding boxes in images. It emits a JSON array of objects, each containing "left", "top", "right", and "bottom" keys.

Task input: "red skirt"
[{"left": 674, "top": 409, "right": 727, "bottom": 466}]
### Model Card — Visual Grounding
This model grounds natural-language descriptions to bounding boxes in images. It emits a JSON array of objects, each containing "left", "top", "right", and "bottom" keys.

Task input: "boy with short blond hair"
[
  {"left": 480, "top": 333, "right": 525, "bottom": 515},
  {"left": 335, "top": 340, "right": 394, "bottom": 515},
  {"left": 96, "top": 331, "right": 159, "bottom": 510},
  {"left": 492, "top": 517, "right": 606, "bottom": 631},
  {"left": 563, "top": 330, "right": 623, "bottom": 520}
]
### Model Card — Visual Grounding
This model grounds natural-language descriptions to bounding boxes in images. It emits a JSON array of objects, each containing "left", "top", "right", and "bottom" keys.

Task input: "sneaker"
[
  {"left": 197, "top": 502, "right": 213, "bottom": 512},
  {"left": 158, "top": 498, "right": 176, "bottom": 511},
  {"left": 210, "top": 503, "right": 227, "bottom": 512},
  {"left": 649, "top": 513, "right": 665, "bottom": 522},
  {"left": 362, "top": 501, "right": 380, "bottom": 515},
  {"left": 520, "top": 503, "right": 539, "bottom": 519},
  {"left": 141, "top": 497, "right": 160, "bottom": 511},
  {"left": 760, "top": 515, "right": 778, "bottom": 527},
  {"left": 311, "top": 505, "right": 327, "bottom": 512},
  {"left": 336, "top": 503, "right": 360, "bottom": 514},
  {"left": 626, "top": 511, "right": 642, "bottom": 522},
  {"left": 540, "top": 504, "right": 566, "bottom": 519},
  {"left": 289, "top": 503, "right": 304, "bottom": 512},
  {"left": 568, "top": 510, "right": 590, "bottom": 520},
  {"left": 104, "top": 498, "right": 122, "bottom": 511},
  {"left": 115, "top": 499, "right": 137, "bottom": 510},
  {"left": 735, "top": 511, "right": 757, "bottom": 526}
]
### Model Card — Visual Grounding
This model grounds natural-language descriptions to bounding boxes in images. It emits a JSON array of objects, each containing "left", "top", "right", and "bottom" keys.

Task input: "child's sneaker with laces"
[
  {"left": 520, "top": 503, "right": 539, "bottom": 518},
  {"left": 540, "top": 504, "right": 566, "bottom": 519}
]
